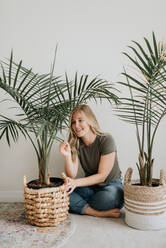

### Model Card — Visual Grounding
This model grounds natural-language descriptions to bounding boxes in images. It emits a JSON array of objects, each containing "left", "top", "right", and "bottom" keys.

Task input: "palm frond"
[
  {"left": 116, "top": 32, "right": 166, "bottom": 185},
  {"left": 0, "top": 50, "right": 120, "bottom": 185},
  {"left": 0, "top": 115, "right": 28, "bottom": 146}
]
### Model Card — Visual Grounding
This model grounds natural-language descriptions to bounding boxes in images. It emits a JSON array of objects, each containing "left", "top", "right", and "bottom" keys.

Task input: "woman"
[{"left": 59, "top": 104, "right": 124, "bottom": 218}]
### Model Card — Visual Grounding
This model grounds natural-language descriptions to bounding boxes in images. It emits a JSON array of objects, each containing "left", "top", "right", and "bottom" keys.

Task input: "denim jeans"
[{"left": 69, "top": 178, "right": 124, "bottom": 214}]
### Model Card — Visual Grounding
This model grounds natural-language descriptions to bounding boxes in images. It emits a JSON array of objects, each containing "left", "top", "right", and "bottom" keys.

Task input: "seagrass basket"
[
  {"left": 124, "top": 168, "right": 166, "bottom": 230},
  {"left": 23, "top": 176, "right": 69, "bottom": 227}
]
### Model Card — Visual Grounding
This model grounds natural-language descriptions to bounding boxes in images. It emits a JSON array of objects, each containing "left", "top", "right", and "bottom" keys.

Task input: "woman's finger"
[{"left": 67, "top": 186, "right": 75, "bottom": 195}]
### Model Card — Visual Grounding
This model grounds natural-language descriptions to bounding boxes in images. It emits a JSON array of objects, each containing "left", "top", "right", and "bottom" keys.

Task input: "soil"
[
  {"left": 27, "top": 177, "right": 64, "bottom": 189},
  {"left": 132, "top": 182, "right": 159, "bottom": 187}
]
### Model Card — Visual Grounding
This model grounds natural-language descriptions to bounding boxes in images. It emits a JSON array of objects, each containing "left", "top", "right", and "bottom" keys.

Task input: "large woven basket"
[
  {"left": 24, "top": 176, "right": 69, "bottom": 227},
  {"left": 124, "top": 168, "right": 166, "bottom": 230}
]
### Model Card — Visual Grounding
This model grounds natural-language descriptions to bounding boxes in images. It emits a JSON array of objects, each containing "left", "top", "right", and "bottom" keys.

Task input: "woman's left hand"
[{"left": 64, "top": 176, "right": 77, "bottom": 195}]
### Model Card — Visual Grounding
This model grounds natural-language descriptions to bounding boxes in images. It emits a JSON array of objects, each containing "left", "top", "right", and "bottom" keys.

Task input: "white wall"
[{"left": 0, "top": 0, "right": 166, "bottom": 201}]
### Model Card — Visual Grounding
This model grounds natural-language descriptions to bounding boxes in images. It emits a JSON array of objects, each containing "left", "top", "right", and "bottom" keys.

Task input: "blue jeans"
[{"left": 69, "top": 178, "right": 124, "bottom": 214}]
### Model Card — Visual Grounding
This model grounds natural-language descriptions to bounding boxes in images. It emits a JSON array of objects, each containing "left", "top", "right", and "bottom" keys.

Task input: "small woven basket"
[{"left": 24, "top": 176, "right": 69, "bottom": 227}]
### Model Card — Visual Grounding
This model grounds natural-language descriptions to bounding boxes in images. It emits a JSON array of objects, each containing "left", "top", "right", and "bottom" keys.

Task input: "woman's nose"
[{"left": 75, "top": 121, "right": 79, "bottom": 128}]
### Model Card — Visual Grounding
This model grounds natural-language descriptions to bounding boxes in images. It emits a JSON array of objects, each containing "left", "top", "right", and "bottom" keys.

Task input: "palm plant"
[
  {"left": 116, "top": 32, "right": 166, "bottom": 186},
  {"left": 0, "top": 51, "right": 119, "bottom": 186}
]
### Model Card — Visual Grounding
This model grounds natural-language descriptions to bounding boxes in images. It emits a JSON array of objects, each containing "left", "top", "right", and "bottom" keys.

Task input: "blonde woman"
[{"left": 59, "top": 105, "right": 124, "bottom": 218}]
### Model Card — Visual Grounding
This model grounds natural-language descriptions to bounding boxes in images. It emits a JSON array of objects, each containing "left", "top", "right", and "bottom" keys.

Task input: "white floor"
[{"left": 63, "top": 210, "right": 166, "bottom": 248}]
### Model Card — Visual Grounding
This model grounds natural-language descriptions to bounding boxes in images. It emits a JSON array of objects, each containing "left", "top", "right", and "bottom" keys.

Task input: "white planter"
[{"left": 124, "top": 168, "right": 166, "bottom": 230}]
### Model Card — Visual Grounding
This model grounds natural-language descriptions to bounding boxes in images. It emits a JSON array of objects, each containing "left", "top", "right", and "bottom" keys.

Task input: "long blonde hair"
[{"left": 68, "top": 104, "right": 103, "bottom": 162}]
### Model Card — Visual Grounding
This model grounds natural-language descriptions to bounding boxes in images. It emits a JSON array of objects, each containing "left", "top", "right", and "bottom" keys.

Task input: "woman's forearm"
[
  {"left": 65, "top": 154, "right": 78, "bottom": 178},
  {"left": 74, "top": 173, "right": 105, "bottom": 187},
  {"left": 64, "top": 173, "right": 105, "bottom": 194}
]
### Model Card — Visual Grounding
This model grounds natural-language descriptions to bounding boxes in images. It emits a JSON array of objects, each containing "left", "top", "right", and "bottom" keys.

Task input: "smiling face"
[{"left": 71, "top": 110, "right": 91, "bottom": 138}]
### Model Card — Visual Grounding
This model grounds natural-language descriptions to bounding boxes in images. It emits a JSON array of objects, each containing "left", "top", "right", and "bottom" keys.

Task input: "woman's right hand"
[{"left": 59, "top": 141, "right": 71, "bottom": 157}]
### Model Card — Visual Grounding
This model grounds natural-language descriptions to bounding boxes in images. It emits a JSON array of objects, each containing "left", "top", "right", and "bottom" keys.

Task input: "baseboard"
[{"left": 0, "top": 191, "right": 24, "bottom": 202}]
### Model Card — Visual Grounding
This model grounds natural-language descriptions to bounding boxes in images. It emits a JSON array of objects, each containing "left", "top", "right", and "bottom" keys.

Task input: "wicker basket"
[
  {"left": 124, "top": 168, "right": 166, "bottom": 230},
  {"left": 24, "top": 176, "right": 69, "bottom": 227}
]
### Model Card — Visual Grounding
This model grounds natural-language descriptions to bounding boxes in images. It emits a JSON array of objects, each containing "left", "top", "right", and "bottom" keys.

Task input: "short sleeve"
[{"left": 99, "top": 134, "right": 117, "bottom": 155}]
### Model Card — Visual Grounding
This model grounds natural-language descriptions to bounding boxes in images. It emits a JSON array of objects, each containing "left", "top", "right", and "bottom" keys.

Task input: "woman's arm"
[
  {"left": 59, "top": 141, "right": 78, "bottom": 178},
  {"left": 65, "top": 152, "right": 115, "bottom": 194},
  {"left": 64, "top": 153, "right": 78, "bottom": 178}
]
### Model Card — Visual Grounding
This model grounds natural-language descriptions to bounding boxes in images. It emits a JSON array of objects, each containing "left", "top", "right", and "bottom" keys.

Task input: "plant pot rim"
[
  {"left": 125, "top": 178, "right": 166, "bottom": 188},
  {"left": 27, "top": 177, "right": 64, "bottom": 190}
]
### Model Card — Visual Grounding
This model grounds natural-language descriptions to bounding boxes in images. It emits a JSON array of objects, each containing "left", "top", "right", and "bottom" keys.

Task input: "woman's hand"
[
  {"left": 64, "top": 176, "right": 77, "bottom": 195},
  {"left": 59, "top": 141, "right": 71, "bottom": 157}
]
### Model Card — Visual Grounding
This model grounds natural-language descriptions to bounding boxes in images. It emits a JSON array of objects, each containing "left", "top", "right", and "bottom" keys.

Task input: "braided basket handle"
[
  {"left": 124, "top": 167, "right": 133, "bottom": 185},
  {"left": 159, "top": 170, "right": 166, "bottom": 186},
  {"left": 23, "top": 175, "right": 27, "bottom": 187},
  {"left": 61, "top": 172, "right": 68, "bottom": 184}
]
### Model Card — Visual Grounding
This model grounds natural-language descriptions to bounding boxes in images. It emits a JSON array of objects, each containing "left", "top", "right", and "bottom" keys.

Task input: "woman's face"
[{"left": 71, "top": 111, "right": 91, "bottom": 138}]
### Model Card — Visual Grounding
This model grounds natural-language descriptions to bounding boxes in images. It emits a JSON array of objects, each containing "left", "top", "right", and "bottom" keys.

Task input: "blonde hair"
[{"left": 68, "top": 104, "right": 103, "bottom": 162}]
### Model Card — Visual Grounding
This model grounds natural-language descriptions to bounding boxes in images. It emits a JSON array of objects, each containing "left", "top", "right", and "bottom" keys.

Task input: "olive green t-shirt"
[{"left": 78, "top": 134, "right": 121, "bottom": 187}]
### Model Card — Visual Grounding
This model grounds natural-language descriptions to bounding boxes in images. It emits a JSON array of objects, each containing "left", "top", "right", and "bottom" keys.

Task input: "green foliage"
[
  {"left": 0, "top": 51, "right": 119, "bottom": 185},
  {"left": 116, "top": 32, "right": 166, "bottom": 186}
]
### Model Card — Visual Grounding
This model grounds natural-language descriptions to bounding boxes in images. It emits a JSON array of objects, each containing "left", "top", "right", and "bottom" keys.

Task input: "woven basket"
[
  {"left": 124, "top": 168, "right": 166, "bottom": 230},
  {"left": 24, "top": 176, "right": 69, "bottom": 227}
]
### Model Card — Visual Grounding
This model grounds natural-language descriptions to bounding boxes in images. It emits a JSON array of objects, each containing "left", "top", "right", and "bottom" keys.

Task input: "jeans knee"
[
  {"left": 69, "top": 191, "right": 89, "bottom": 214},
  {"left": 107, "top": 186, "right": 124, "bottom": 208},
  {"left": 114, "top": 186, "right": 124, "bottom": 209},
  {"left": 88, "top": 186, "right": 124, "bottom": 210}
]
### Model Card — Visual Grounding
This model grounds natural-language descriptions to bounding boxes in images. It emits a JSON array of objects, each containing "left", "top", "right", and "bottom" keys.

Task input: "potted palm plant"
[
  {"left": 0, "top": 51, "right": 119, "bottom": 226},
  {"left": 116, "top": 32, "right": 166, "bottom": 230}
]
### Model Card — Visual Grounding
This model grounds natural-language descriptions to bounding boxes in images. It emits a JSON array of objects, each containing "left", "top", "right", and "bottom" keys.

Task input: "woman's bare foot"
[{"left": 84, "top": 206, "right": 120, "bottom": 218}]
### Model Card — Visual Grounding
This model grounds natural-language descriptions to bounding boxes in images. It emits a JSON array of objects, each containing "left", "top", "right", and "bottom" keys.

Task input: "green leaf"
[
  {"left": 123, "top": 52, "right": 150, "bottom": 77},
  {"left": 144, "top": 37, "right": 156, "bottom": 65},
  {"left": 152, "top": 31, "right": 158, "bottom": 60},
  {"left": 9, "top": 51, "right": 13, "bottom": 86},
  {"left": 132, "top": 40, "right": 154, "bottom": 68},
  {"left": 13, "top": 60, "right": 22, "bottom": 89},
  {"left": 128, "top": 45, "right": 152, "bottom": 74}
]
